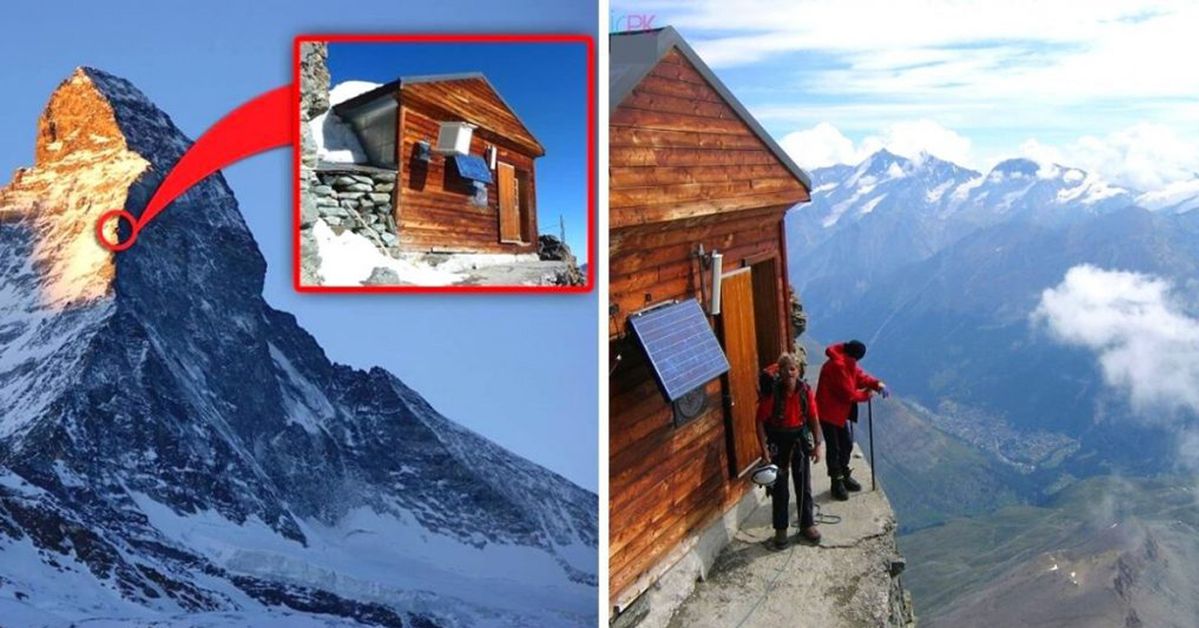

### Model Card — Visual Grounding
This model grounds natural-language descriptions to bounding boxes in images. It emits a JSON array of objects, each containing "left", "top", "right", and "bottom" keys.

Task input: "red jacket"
[
  {"left": 816, "top": 343, "right": 882, "bottom": 427},
  {"left": 756, "top": 379, "right": 820, "bottom": 429}
]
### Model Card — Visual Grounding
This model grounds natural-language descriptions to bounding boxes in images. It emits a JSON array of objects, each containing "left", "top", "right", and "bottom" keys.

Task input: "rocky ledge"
[{"left": 620, "top": 447, "right": 916, "bottom": 628}]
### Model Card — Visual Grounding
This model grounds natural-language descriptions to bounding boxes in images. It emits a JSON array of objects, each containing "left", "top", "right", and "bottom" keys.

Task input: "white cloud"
[
  {"left": 619, "top": 0, "right": 1199, "bottom": 187},
  {"left": 778, "top": 122, "right": 858, "bottom": 169},
  {"left": 871, "top": 120, "right": 974, "bottom": 167},
  {"left": 1018, "top": 139, "right": 1066, "bottom": 169},
  {"left": 1073, "top": 124, "right": 1199, "bottom": 190},
  {"left": 630, "top": 0, "right": 1199, "bottom": 107},
  {"left": 1032, "top": 265, "right": 1199, "bottom": 417},
  {"left": 1017, "top": 124, "right": 1199, "bottom": 190},
  {"left": 779, "top": 120, "right": 974, "bottom": 169}
]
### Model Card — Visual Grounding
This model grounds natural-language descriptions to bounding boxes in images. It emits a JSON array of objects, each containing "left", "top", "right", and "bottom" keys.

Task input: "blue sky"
[
  {"left": 614, "top": 0, "right": 1199, "bottom": 191},
  {"left": 325, "top": 41, "right": 590, "bottom": 255},
  {"left": 0, "top": 0, "right": 597, "bottom": 491}
]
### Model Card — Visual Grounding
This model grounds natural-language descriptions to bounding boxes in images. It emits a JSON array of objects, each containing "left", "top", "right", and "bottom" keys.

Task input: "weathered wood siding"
[
  {"left": 403, "top": 78, "right": 543, "bottom": 157},
  {"left": 394, "top": 78, "right": 540, "bottom": 254},
  {"left": 608, "top": 47, "right": 810, "bottom": 606},
  {"left": 397, "top": 102, "right": 537, "bottom": 254},
  {"left": 610, "top": 49, "right": 809, "bottom": 229},
  {"left": 609, "top": 210, "right": 792, "bottom": 603}
]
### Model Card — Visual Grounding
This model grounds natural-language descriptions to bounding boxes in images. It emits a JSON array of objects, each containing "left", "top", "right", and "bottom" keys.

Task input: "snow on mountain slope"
[
  {"left": 0, "top": 68, "right": 595, "bottom": 627},
  {"left": 786, "top": 150, "right": 981, "bottom": 288},
  {"left": 799, "top": 151, "right": 1135, "bottom": 240},
  {"left": 786, "top": 149, "right": 1142, "bottom": 294},
  {"left": 1137, "top": 177, "right": 1199, "bottom": 214}
]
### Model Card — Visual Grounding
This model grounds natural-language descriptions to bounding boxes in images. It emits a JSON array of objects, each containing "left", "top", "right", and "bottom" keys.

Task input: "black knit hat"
[{"left": 844, "top": 340, "right": 866, "bottom": 360}]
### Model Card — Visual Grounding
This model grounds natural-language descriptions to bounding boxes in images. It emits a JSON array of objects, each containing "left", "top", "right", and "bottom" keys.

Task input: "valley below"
[{"left": 900, "top": 476, "right": 1199, "bottom": 627}]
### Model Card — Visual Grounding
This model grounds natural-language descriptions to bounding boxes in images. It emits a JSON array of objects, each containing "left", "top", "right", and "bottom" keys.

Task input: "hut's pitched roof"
[
  {"left": 335, "top": 73, "right": 544, "bottom": 156},
  {"left": 611, "top": 27, "right": 811, "bottom": 189}
]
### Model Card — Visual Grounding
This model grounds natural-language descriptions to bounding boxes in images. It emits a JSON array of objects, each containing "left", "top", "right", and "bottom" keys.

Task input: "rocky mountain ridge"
[
  {"left": 787, "top": 149, "right": 1199, "bottom": 626},
  {"left": 0, "top": 67, "right": 596, "bottom": 627},
  {"left": 787, "top": 148, "right": 1161, "bottom": 294},
  {"left": 789, "top": 149, "right": 1198, "bottom": 471}
]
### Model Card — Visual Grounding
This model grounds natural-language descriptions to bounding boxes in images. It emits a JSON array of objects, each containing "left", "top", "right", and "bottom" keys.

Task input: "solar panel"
[
  {"left": 452, "top": 154, "right": 494, "bottom": 184},
  {"left": 629, "top": 299, "right": 730, "bottom": 402}
]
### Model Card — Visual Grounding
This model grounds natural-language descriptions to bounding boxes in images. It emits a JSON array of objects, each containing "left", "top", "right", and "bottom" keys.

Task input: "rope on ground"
[
  {"left": 731, "top": 540, "right": 798, "bottom": 628},
  {"left": 735, "top": 457, "right": 838, "bottom": 627},
  {"left": 813, "top": 502, "right": 841, "bottom": 525}
]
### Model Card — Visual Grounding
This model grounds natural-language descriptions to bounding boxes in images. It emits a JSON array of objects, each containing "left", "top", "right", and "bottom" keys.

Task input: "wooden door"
[
  {"left": 517, "top": 169, "right": 535, "bottom": 243},
  {"left": 720, "top": 268, "right": 762, "bottom": 477},
  {"left": 498, "top": 162, "right": 521, "bottom": 243},
  {"left": 751, "top": 257, "right": 782, "bottom": 369}
]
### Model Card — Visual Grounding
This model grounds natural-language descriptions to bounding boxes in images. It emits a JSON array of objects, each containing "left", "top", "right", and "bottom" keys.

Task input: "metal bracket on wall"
[{"left": 630, "top": 299, "right": 679, "bottom": 318}]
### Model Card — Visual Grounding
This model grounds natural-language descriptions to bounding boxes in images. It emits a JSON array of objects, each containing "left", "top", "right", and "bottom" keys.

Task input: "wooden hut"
[
  {"left": 334, "top": 73, "right": 544, "bottom": 254},
  {"left": 608, "top": 27, "right": 812, "bottom": 616}
]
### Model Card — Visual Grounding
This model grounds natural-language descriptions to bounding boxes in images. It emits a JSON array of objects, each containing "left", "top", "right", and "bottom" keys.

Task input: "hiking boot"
[
  {"left": 843, "top": 469, "right": 862, "bottom": 492},
  {"left": 769, "top": 529, "right": 789, "bottom": 550},
  {"left": 831, "top": 477, "right": 849, "bottom": 501},
  {"left": 797, "top": 526, "right": 822, "bottom": 545}
]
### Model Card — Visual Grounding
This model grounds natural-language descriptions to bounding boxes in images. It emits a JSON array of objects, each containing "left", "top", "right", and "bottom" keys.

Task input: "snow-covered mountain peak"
[
  {"left": 2, "top": 67, "right": 261, "bottom": 311},
  {"left": 1, "top": 69, "right": 154, "bottom": 309},
  {"left": 858, "top": 148, "right": 906, "bottom": 177},
  {"left": 74, "top": 67, "right": 197, "bottom": 165},
  {"left": 855, "top": 148, "right": 978, "bottom": 176},
  {"left": 34, "top": 68, "right": 136, "bottom": 167},
  {"left": 1136, "top": 176, "right": 1199, "bottom": 213},
  {"left": 1, "top": 69, "right": 596, "bottom": 626},
  {"left": 912, "top": 151, "right": 978, "bottom": 177},
  {"left": 988, "top": 157, "right": 1040, "bottom": 179}
]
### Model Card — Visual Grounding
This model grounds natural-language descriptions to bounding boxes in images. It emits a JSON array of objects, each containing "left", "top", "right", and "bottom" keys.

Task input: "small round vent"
[{"left": 673, "top": 387, "right": 708, "bottom": 426}]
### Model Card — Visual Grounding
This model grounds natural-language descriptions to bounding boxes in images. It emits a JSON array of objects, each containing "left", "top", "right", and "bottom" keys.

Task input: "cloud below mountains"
[{"left": 1033, "top": 265, "right": 1199, "bottom": 418}]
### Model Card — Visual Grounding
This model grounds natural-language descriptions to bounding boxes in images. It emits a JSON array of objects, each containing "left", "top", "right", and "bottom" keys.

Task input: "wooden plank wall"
[
  {"left": 609, "top": 46, "right": 811, "bottom": 606},
  {"left": 609, "top": 49, "right": 809, "bottom": 229},
  {"left": 403, "top": 78, "right": 543, "bottom": 157},
  {"left": 609, "top": 210, "right": 791, "bottom": 602},
  {"left": 398, "top": 102, "right": 537, "bottom": 254}
]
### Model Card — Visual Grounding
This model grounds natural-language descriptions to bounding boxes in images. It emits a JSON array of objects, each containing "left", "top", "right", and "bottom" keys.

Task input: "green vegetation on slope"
[{"left": 900, "top": 475, "right": 1199, "bottom": 625}]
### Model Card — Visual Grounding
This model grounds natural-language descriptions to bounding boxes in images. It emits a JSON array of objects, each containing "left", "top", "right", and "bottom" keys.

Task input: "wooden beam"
[{"left": 610, "top": 190, "right": 810, "bottom": 229}]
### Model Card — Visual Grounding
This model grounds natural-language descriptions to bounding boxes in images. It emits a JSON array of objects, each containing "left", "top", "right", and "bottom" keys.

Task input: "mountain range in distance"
[
  {"left": 788, "top": 148, "right": 1199, "bottom": 626},
  {"left": 789, "top": 147, "right": 1198, "bottom": 489}
]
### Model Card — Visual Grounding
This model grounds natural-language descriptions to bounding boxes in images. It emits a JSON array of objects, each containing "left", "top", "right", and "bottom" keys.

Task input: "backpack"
[{"left": 759, "top": 366, "right": 816, "bottom": 453}]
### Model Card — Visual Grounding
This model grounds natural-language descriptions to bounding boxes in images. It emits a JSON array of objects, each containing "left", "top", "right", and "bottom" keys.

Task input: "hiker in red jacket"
[
  {"left": 816, "top": 340, "right": 886, "bottom": 501},
  {"left": 756, "top": 352, "right": 825, "bottom": 549}
]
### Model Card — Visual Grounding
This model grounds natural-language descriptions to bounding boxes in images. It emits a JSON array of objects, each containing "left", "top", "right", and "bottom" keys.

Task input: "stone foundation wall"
[
  {"left": 310, "top": 169, "right": 398, "bottom": 248},
  {"left": 297, "top": 42, "right": 329, "bottom": 284}
]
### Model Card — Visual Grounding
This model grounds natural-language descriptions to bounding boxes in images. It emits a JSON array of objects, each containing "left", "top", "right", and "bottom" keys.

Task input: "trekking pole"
[{"left": 868, "top": 398, "right": 876, "bottom": 492}]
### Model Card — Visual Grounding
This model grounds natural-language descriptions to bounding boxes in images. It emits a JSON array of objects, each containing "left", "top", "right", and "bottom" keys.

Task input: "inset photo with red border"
[{"left": 293, "top": 34, "right": 594, "bottom": 293}]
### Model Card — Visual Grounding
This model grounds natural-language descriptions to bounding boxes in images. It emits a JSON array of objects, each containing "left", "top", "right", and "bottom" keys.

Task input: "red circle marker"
[{"left": 95, "top": 209, "right": 140, "bottom": 252}]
